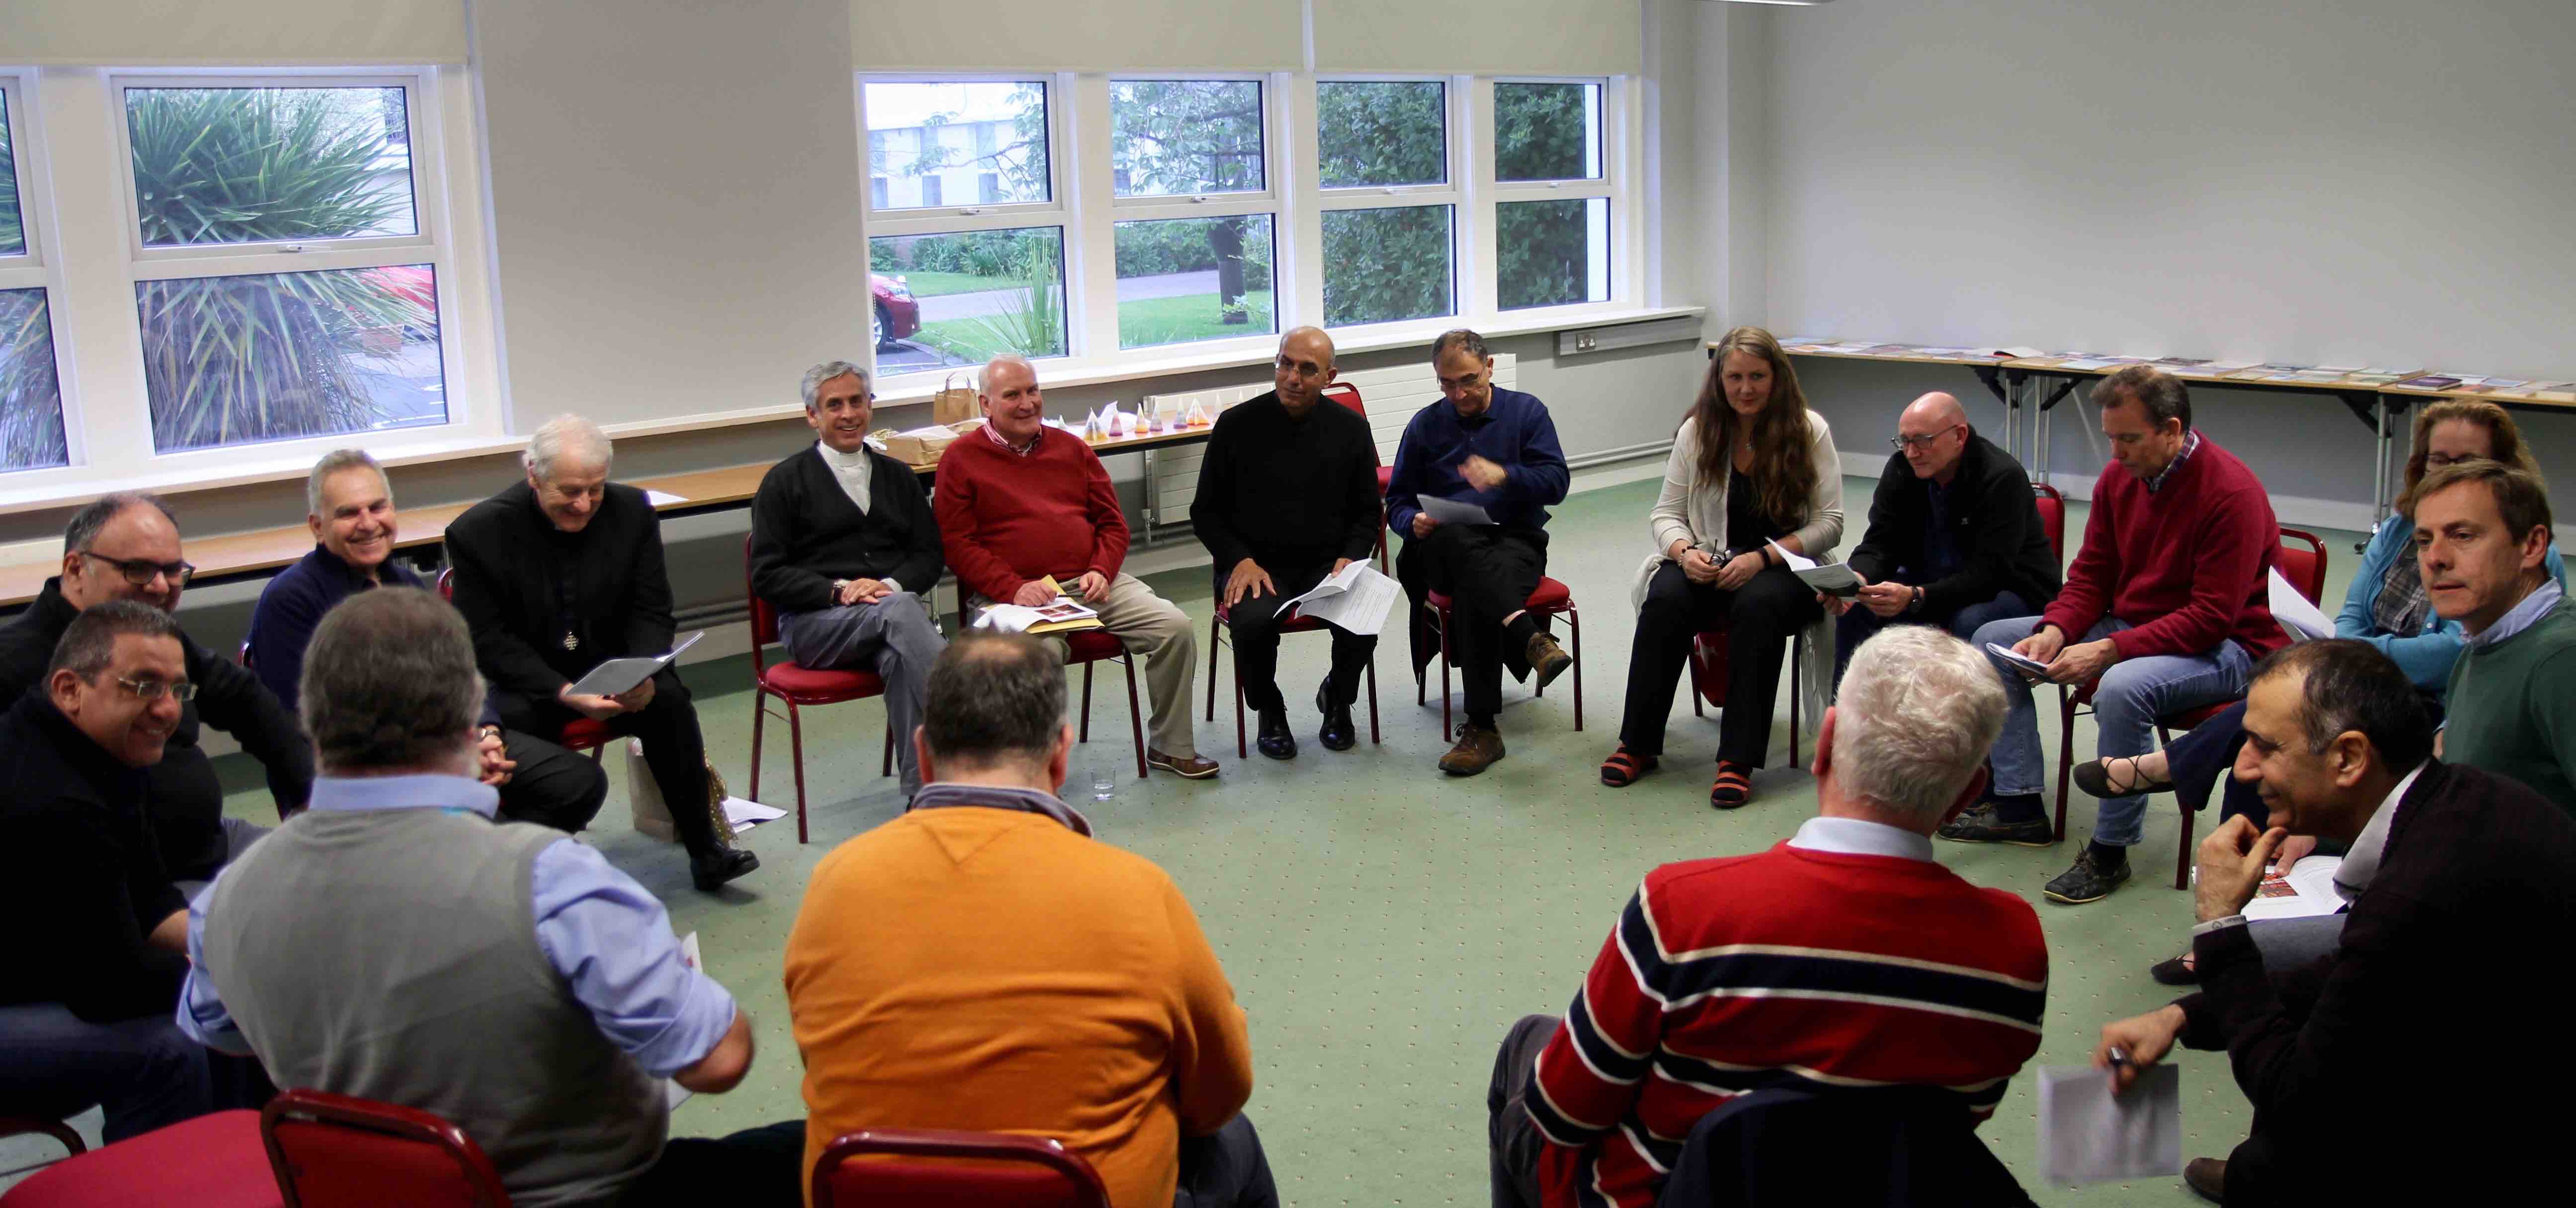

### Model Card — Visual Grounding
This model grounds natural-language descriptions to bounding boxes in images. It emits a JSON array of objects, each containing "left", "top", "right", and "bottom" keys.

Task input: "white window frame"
[
  {"left": 1304, "top": 74, "right": 1467, "bottom": 334},
  {"left": 1480, "top": 76, "right": 1632, "bottom": 318},
  {"left": 0, "top": 70, "right": 79, "bottom": 474},
  {"left": 1089, "top": 72, "right": 1288, "bottom": 359}
]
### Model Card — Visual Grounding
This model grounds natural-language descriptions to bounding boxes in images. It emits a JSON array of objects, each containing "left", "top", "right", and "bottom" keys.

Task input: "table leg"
[{"left": 1141, "top": 448, "right": 1158, "bottom": 550}]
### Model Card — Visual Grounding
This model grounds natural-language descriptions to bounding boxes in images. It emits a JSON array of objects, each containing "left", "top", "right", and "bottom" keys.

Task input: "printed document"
[
  {"left": 567, "top": 631, "right": 704, "bottom": 698},
  {"left": 2037, "top": 1063, "right": 2181, "bottom": 1185},
  {"left": 2270, "top": 568, "right": 2334, "bottom": 643},
  {"left": 1420, "top": 495, "right": 1496, "bottom": 527},
  {"left": 1280, "top": 563, "right": 1403, "bottom": 636},
  {"left": 1768, "top": 540, "right": 1861, "bottom": 596}
]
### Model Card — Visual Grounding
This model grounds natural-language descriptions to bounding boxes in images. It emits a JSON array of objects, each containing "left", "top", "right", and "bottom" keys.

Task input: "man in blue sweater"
[{"left": 1386, "top": 330, "right": 1572, "bottom": 775}]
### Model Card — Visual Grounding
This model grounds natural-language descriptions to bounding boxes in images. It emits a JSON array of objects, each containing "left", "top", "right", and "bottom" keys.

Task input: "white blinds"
[
  {"left": 2, "top": 0, "right": 469, "bottom": 65},
  {"left": 850, "top": 0, "right": 1301, "bottom": 72},
  {"left": 1310, "top": 0, "right": 1642, "bottom": 76}
]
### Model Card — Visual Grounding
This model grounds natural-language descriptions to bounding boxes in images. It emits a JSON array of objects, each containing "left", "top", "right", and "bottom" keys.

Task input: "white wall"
[{"left": 1743, "top": 0, "right": 2576, "bottom": 526}]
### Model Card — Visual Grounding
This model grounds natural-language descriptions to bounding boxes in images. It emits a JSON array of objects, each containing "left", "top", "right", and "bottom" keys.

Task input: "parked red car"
[{"left": 872, "top": 273, "right": 920, "bottom": 350}]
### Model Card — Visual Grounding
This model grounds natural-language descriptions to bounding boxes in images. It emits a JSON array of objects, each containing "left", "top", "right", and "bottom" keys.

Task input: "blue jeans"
[
  {"left": 0, "top": 1003, "right": 211, "bottom": 1143},
  {"left": 1833, "top": 589, "right": 2037, "bottom": 691},
  {"left": 1971, "top": 615, "right": 2253, "bottom": 847}
]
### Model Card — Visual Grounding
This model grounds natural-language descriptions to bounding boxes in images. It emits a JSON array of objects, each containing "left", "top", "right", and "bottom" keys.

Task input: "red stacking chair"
[
  {"left": 811, "top": 1128, "right": 1109, "bottom": 1208},
  {"left": 1066, "top": 630, "right": 1149, "bottom": 778},
  {"left": 1419, "top": 577, "right": 1582, "bottom": 741},
  {"left": 743, "top": 536, "right": 893, "bottom": 844},
  {"left": 1319, "top": 382, "right": 1390, "bottom": 572},
  {"left": 0, "top": 1110, "right": 278, "bottom": 1208},
  {"left": 1685, "top": 631, "right": 1808, "bottom": 768},
  {"left": 437, "top": 569, "right": 609, "bottom": 764},
  {"left": 2053, "top": 527, "right": 2328, "bottom": 888},
  {"left": 261, "top": 1090, "right": 510, "bottom": 1208},
  {"left": 2031, "top": 483, "right": 2066, "bottom": 560},
  {"left": 0, "top": 1115, "right": 85, "bottom": 1174},
  {"left": 1203, "top": 598, "right": 1382, "bottom": 757}
]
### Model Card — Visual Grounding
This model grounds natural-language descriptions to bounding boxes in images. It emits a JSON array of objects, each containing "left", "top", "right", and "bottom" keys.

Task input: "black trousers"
[
  {"left": 1216, "top": 559, "right": 1377, "bottom": 713},
  {"left": 496, "top": 727, "right": 611, "bottom": 834},
  {"left": 1399, "top": 524, "right": 1548, "bottom": 720},
  {"left": 1486, "top": 1013, "right": 1557, "bottom": 1208},
  {"left": 1619, "top": 560, "right": 1821, "bottom": 767},
  {"left": 618, "top": 1119, "right": 806, "bottom": 1207},
  {"left": 497, "top": 667, "right": 720, "bottom": 857},
  {"left": 1175, "top": 1114, "right": 1281, "bottom": 1208}
]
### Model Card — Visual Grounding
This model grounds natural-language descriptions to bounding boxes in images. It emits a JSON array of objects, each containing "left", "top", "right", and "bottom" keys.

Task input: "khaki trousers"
[{"left": 972, "top": 572, "right": 1199, "bottom": 757}]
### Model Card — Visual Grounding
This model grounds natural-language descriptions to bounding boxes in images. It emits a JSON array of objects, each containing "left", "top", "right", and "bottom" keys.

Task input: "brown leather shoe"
[
  {"left": 1146, "top": 749, "right": 1220, "bottom": 779},
  {"left": 1439, "top": 724, "right": 1506, "bottom": 776},
  {"left": 2183, "top": 1156, "right": 2225, "bottom": 1204},
  {"left": 1527, "top": 631, "right": 1573, "bottom": 691}
]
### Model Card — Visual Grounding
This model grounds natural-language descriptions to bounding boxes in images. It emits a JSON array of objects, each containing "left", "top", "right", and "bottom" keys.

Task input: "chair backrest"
[
  {"left": 1321, "top": 381, "right": 1365, "bottom": 419},
  {"left": 239, "top": 641, "right": 254, "bottom": 669},
  {"left": 812, "top": 1129, "right": 1109, "bottom": 1208},
  {"left": 2030, "top": 483, "right": 2066, "bottom": 562},
  {"left": 0, "top": 1115, "right": 86, "bottom": 1159},
  {"left": 741, "top": 534, "right": 781, "bottom": 654},
  {"left": 2277, "top": 527, "right": 2329, "bottom": 606},
  {"left": 261, "top": 1090, "right": 510, "bottom": 1208},
  {"left": 434, "top": 567, "right": 453, "bottom": 601}
]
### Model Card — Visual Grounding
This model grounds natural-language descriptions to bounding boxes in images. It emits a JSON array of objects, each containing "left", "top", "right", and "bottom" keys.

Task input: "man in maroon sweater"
[
  {"left": 1942, "top": 365, "right": 2286, "bottom": 904},
  {"left": 933, "top": 356, "right": 1216, "bottom": 779}
]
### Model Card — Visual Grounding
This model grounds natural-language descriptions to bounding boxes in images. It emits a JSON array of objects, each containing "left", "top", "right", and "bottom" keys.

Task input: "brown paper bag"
[
  {"left": 626, "top": 740, "right": 736, "bottom": 847},
  {"left": 931, "top": 371, "right": 980, "bottom": 426}
]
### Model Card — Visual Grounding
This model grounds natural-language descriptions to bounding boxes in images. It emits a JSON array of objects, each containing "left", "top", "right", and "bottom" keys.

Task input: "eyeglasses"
[
  {"left": 1890, "top": 425, "right": 1964, "bottom": 451},
  {"left": 77, "top": 551, "right": 196, "bottom": 588},
  {"left": 115, "top": 676, "right": 197, "bottom": 702}
]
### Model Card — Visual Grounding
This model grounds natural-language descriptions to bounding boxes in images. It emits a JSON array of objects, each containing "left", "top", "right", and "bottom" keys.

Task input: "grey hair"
[
  {"left": 801, "top": 361, "right": 870, "bottom": 408},
  {"left": 1830, "top": 627, "right": 2009, "bottom": 825},
  {"left": 980, "top": 354, "right": 1037, "bottom": 393},
  {"left": 1431, "top": 328, "right": 1490, "bottom": 364},
  {"left": 300, "top": 587, "right": 485, "bottom": 774},
  {"left": 63, "top": 492, "right": 177, "bottom": 553},
  {"left": 921, "top": 632, "right": 1067, "bottom": 768},
  {"left": 307, "top": 449, "right": 391, "bottom": 516},
  {"left": 524, "top": 414, "right": 613, "bottom": 482},
  {"left": 48, "top": 601, "right": 184, "bottom": 681}
]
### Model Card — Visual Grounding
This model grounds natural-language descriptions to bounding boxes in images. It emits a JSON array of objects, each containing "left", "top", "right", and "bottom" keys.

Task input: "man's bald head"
[
  {"left": 980, "top": 354, "right": 1045, "bottom": 443},
  {"left": 1896, "top": 391, "right": 1972, "bottom": 483},
  {"left": 1273, "top": 326, "right": 1339, "bottom": 414}
]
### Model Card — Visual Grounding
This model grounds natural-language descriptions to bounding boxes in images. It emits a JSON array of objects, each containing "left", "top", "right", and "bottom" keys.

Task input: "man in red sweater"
[
  {"left": 1486, "top": 626, "right": 2046, "bottom": 1208},
  {"left": 934, "top": 356, "right": 1217, "bottom": 779},
  {"left": 1942, "top": 365, "right": 2286, "bottom": 903}
]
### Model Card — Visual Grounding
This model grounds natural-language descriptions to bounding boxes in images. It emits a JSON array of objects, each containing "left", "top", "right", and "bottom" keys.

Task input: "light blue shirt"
[
  {"left": 2469, "top": 579, "right": 2566, "bottom": 648},
  {"left": 1785, "top": 815, "right": 1936, "bottom": 862},
  {"left": 178, "top": 774, "right": 737, "bottom": 1078}
]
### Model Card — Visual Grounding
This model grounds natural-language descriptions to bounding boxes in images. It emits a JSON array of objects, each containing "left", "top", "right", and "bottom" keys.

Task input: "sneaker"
[
  {"left": 2043, "top": 849, "right": 2132, "bottom": 904},
  {"left": 1527, "top": 631, "right": 1573, "bottom": 691},
  {"left": 1439, "top": 724, "right": 1506, "bottom": 776},
  {"left": 1147, "top": 749, "right": 1221, "bottom": 779},
  {"left": 1935, "top": 804, "right": 2055, "bottom": 846}
]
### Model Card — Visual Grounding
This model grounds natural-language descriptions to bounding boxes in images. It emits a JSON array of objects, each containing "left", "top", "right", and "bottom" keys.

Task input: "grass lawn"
[
  {"left": 1118, "top": 291, "right": 1275, "bottom": 350},
  {"left": 912, "top": 318, "right": 1063, "bottom": 366},
  {"left": 884, "top": 270, "right": 1021, "bottom": 298}
]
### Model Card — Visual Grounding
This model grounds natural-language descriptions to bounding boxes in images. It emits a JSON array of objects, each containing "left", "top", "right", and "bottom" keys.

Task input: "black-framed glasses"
[
  {"left": 77, "top": 550, "right": 196, "bottom": 588},
  {"left": 115, "top": 675, "right": 197, "bottom": 702},
  {"left": 1890, "top": 424, "right": 1964, "bottom": 451}
]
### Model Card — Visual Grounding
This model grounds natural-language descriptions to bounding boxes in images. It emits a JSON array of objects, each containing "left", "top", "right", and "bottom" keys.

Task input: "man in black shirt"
[
  {"left": 750, "top": 361, "right": 946, "bottom": 797},
  {"left": 1191, "top": 327, "right": 1382, "bottom": 758},
  {"left": 445, "top": 415, "right": 760, "bottom": 892},
  {"left": 0, "top": 493, "right": 312, "bottom": 886},
  {"left": 0, "top": 603, "right": 219, "bottom": 1141}
]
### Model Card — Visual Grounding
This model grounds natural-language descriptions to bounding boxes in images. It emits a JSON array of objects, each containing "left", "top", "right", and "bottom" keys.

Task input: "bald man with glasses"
[{"left": 0, "top": 493, "right": 312, "bottom": 889}]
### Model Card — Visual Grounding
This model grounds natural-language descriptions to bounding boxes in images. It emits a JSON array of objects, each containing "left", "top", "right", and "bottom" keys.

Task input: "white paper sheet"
[
  {"left": 1280, "top": 564, "right": 1403, "bottom": 636},
  {"left": 1419, "top": 495, "right": 1496, "bottom": 526},
  {"left": 1768, "top": 540, "right": 1860, "bottom": 595},
  {"left": 645, "top": 489, "right": 688, "bottom": 506},
  {"left": 2270, "top": 568, "right": 2334, "bottom": 643},
  {"left": 722, "top": 796, "right": 786, "bottom": 836},
  {"left": 2241, "top": 854, "right": 2347, "bottom": 921},
  {"left": 1985, "top": 642, "right": 2055, "bottom": 681},
  {"left": 565, "top": 631, "right": 704, "bottom": 697},
  {"left": 2037, "top": 1063, "right": 2181, "bottom": 1185}
]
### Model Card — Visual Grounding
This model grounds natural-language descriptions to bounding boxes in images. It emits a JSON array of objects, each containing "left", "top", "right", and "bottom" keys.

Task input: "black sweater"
[
  {"left": 749, "top": 444, "right": 944, "bottom": 615},
  {"left": 1189, "top": 390, "right": 1381, "bottom": 571},
  {"left": 1845, "top": 433, "right": 2061, "bottom": 616},
  {"left": 0, "top": 693, "right": 189, "bottom": 1022},
  {"left": 445, "top": 481, "right": 676, "bottom": 695}
]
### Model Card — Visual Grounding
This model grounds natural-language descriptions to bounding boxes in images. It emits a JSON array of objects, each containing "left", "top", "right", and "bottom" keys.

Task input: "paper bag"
[
  {"left": 932, "top": 370, "right": 980, "bottom": 426},
  {"left": 626, "top": 740, "right": 736, "bottom": 846},
  {"left": 878, "top": 424, "right": 964, "bottom": 466}
]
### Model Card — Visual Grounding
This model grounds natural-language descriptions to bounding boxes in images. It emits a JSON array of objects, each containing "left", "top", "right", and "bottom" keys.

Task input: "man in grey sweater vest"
[{"left": 178, "top": 588, "right": 803, "bottom": 1207}]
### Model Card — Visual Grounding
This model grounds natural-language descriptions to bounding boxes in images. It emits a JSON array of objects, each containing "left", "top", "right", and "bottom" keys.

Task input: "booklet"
[
  {"left": 1279, "top": 563, "right": 1403, "bottom": 637},
  {"left": 2270, "top": 568, "right": 2334, "bottom": 643},
  {"left": 1420, "top": 495, "right": 1497, "bottom": 527},
  {"left": 1985, "top": 642, "right": 2055, "bottom": 681},
  {"left": 973, "top": 577, "right": 1106, "bottom": 636},
  {"left": 566, "top": 631, "right": 704, "bottom": 698},
  {"left": 2242, "top": 855, "right": 2346, "bottom": 921},
  {"left": 1767, "top": 540, "right": 1860, "bottom": 596},
  {"left": 2036, "top": 1062, "right": 2181, "bottom": 1185}
]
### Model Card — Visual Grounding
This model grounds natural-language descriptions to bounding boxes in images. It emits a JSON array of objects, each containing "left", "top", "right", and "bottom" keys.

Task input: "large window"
[
  {"left": 1317, "top": 80, "right": 1456, "bottom": 329},
  {"left": 1106, "top": 79, "right": 1278, "bottom": 351},
  {"left": 1493, "top": 81, "right": 1610, "bottom": 310},
  {"left": 861, "top": 80, "right": 1064, "bottom": 374},
  {"left": 0, "top": 82, "right": 68, "bottom": 474}
]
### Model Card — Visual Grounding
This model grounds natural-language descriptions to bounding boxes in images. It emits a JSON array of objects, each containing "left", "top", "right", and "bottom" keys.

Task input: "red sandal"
[
  {"left": 1600, "top": 746, "right": 1659, "bottom": 788},
  {"left": 1710, "top": 761, "right": 1754, "bottom": 810}
]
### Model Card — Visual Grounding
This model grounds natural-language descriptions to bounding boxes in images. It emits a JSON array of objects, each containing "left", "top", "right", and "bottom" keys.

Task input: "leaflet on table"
[
  {"left": 2269, "top": 568, "right": 2334, "bottom": 643},
  {"left": 2241, "top": 855, "right": 2346, "bottom": 922},
  {"left": 1766, "top": 540, "right": 1860, "bottom": 596},
  {"left": 566, "top": 631, "right": 705, "bottom": 698},
  {"left": 1279, "top": 563, "right": 1403, "bottom": 637},
  {"left": 1419, "top": 495, "right": 1497, "bottom": 527},
  {"left": 1984, "top": 643, "right": 2054, "bottom": 681}
]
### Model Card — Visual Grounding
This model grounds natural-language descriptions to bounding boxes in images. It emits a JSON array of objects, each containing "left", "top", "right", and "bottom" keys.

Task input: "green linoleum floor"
[{"left": 182, "top": 476, "right": 2364, "bottom": 1205}]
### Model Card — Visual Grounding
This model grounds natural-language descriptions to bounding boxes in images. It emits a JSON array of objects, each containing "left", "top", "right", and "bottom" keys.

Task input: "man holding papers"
[
  {"left": 446, "top": 415, "right": 761, "bottom": 891},
  {"left": 2090, "top": 640, "right": 2576, "bottom": 1205},
  {"left": 936, "top": 355, "right": 1216, "bottom": 779},
  {"left": 1830, "top": 392, "right": 2060, "bottom": 687},
  {"left": 1386, "top": 330, "right": 1571, "bottom": 776},
  {"left": 1192, "top": 327, "right": 1385, "bottom": 759}
]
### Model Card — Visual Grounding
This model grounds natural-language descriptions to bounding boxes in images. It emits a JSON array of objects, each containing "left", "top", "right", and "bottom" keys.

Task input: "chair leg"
[
  {"left": 1788, "top": 637, "right": 1800, "bottom": 766},
  {"left": 2175, "top": 799, "right": 2194, "bottom": 891},
  {"left": 1205, "top": 615, "right": 1222, "bottom": 722},
  {"left": 1123, "top": 654, "right": 1148, "bottom": 777},
  {"left": 749, "top": 691, "right": 767, "bottom": 804},
  {"left": 881, "top": 723, "right": 894, "bottom": 778},
  {"left": 1080, "top": 660, "right": 1096, "bottom": 742},
  {"left": 1568, "top": 606, "right": 1583, "bottom": 732},
  {"left": 1233, "top": 661, "right": 1248, "bottom": 760},
  {"left": 787, "top": 701, "right": 809, "bottom": 845},
  {"left": 2053, "top": 688, "right": 2074, "bottom": 844},
  {"left": 1365, "top": 651, "right": 1381, "bottom": 745},
  {"left": 1438, "top": 604, "right": 1454, "bottom": 742}
]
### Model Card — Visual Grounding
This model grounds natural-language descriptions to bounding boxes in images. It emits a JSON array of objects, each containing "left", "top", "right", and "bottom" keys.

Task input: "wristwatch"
[{"left": 1905, "top": 585, "right": 1926, "bottom": 615}]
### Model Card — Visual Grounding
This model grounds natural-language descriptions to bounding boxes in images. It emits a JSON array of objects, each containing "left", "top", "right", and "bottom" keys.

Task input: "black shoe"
[
  {"left": 1256, "top": 706, "right": 1297, "bottom": 760},
  {"left": 2183, "top": 1157, "right": 2226, "bottom": 1204},
  {"left": 2043, "top": 848, "right": 2132, "bottom": 904},
  {"left": 1935, "top": 804, "right": 2055, "bottom": 846},
  {"left": 2074, "top": 755, "right": 2174, "bottom": 799},
  {"left": 1314, "top": 681, "right": 1355, "bottom": 751},
  {"left": 2149, "top": 953, "right": 2199, "bottom": 986},
  {"left": 690, "top": 847, "right": 759, "bottom": 892}
]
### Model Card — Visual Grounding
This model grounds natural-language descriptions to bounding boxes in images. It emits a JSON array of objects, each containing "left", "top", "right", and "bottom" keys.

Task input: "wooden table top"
[{"left": 1746, "top": 339, "right": 2017, "bottom": 368}]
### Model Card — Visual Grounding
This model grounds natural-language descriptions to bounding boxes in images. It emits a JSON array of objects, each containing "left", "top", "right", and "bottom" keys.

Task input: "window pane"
[
  {"left": 125, "top": 86, "right": 418, "bottom": 248},
  {"left": 1494, "top": 82, "right": 1602, "bottom": 182},
  {"left": 1497, "top": 198, "right": 1609, "bottom": 310},
  {"left": 1321, "top": 206, "right": 1453, "bottom": 327},
  {"left": 862, "top": 82, "right": 1049, "bottom": 212},
  {"left": 1318, "top": 81, "right": 1446, "bottom": 189},
  {"left": 1111, "top": 81, "right": 1265, "bottom": 197},
  {"left": 0, "top": 90, "right": 24, "bottom": 257},
  {"left": 135, "top": 264, "right": 445, "bottom": 453},
  {"left": 1114, "top": 215, "right": 1274, "bottom": 349},
  {"left": 868, "top": 226, "right": 1066, "bottom": 373},
  {"left": 0, "top": 288, "right": 68, "bottom": 472}
]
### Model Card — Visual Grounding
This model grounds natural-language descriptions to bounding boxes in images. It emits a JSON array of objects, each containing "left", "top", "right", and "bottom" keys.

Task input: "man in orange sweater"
[
  {"left": 933, "top": 355, "right": 1217, "bottom": 779},
  {"left": 784, "top": 633, "right": 1272, "bottom": 1208}
]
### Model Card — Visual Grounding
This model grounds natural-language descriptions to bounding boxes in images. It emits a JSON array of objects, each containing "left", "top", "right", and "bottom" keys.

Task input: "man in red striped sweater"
[
  {"left": 1944, "top": 365, "right": 2286, "bottom": 904},
  {"left": 934, "top": 356, "right": 1217, "bottom": 779},
  {"left": 1487, "top": 626, "right": 2048, "bottom": 1208}
]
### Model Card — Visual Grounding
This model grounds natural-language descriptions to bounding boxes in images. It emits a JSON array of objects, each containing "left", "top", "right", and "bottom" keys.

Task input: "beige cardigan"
[{"left": 1630, "top": 411, "right": 1846, "bottom": 723}]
